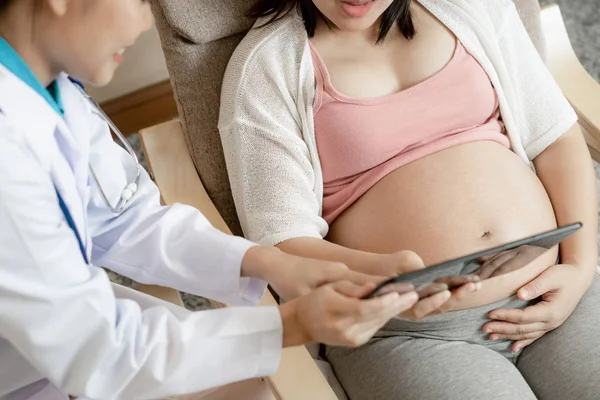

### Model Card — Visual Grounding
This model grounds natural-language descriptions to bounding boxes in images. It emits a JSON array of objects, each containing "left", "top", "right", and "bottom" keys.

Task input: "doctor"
[{"left": 0, "top": 0, "right": 428, "bottom": 399}]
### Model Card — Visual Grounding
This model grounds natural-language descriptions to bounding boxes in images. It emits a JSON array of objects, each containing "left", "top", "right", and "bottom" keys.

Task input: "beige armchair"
[{"left": 134, "top": 2, "right": 600, "bottom": 399}]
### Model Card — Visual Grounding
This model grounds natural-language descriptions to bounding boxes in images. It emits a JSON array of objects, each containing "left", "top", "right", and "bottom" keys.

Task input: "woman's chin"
[{"left": 332, "top": 17, "right": 384, "bottom": 36}]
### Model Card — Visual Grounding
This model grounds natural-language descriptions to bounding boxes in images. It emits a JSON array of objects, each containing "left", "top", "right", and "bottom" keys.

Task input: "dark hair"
[{"left": 248, "top": 0, "right": 415, "bottom": 43}]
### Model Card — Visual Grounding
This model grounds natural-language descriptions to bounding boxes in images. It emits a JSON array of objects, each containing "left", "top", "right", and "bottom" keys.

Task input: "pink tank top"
[{"left": 310, "top": 40, "right": 510, "bottom": 224}]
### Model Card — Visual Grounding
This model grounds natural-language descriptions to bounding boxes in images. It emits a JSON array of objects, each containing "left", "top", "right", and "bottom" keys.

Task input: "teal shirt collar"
[{"left": 0, "top": 37, "right": 64, "bottom": 116}]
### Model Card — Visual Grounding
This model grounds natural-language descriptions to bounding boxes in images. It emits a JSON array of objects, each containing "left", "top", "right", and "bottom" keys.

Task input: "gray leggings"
[{"left": 327, "top": 272, "right": 600, "bottom": 400}]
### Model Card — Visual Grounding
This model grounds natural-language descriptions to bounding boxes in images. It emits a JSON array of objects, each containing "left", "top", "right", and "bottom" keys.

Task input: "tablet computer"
[{"left": 363, "top": 222, "right": 582, "bottom": 299}]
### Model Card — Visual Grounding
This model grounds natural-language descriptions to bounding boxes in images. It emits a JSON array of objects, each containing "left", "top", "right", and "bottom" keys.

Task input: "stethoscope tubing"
[{"left": 69, "top": 78, "right": 141, "bottom": 213}]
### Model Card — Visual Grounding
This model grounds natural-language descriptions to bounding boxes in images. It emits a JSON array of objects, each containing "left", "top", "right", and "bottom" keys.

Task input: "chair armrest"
[
  {"left": 136, "top": 283, "right": 185, "bottom": 307},
  {"left": 541, "top": 5, "right": 600, "bottom": 162},
  {"left": 139, "top": 120, "right": 230, "bottom": 309},
  {"left": 139, "top": 121, "right": 231, "bottom": 235},
  {"left": 138, "top": 120, "right": 338, "bottom": 400}
]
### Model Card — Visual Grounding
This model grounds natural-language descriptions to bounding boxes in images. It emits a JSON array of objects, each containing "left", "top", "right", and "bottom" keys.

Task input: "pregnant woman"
[{"left": 219, "top": 0, "right": 600, "bottom": 398}]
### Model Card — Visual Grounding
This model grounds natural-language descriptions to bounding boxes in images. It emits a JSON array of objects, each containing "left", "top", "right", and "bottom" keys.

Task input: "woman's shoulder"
[
  {"left": 223, "top": 10, "right": 309, "bottom": 94},
  {"left": 469, "top": 0, "right": 519, "bottom": 27},
  {"left": 420, "top": 0, "right": 519, "bottom": 39},
  {"left": 454, "top": 0, "right": 516, "bottom": 13},
  {"left": 438, "top": 0, "right": 517, "bottom": 30}
]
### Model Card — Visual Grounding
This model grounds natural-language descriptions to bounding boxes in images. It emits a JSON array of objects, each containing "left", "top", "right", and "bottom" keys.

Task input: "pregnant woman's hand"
[
  {"left": 280, "top": 281, "right": 419, "bottom": 347},
  {"left": 483, "top": 263, "right": 593, "bottom": 351},
  {"left": 399, "top": 276, "right": 482, "bottom": 320},
  {"left": 375, "top": 251, "right": 482, "bottom": 320},
  {"left": 375, "top": 250, "right": 427, "bottom": 276}
]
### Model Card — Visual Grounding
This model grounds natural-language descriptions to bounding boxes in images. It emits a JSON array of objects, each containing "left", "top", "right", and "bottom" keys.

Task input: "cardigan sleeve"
[
  {"left": 219, "top": 25, "right": 329, "bottom": 246},
  {"left": 496, "top": 2, "right": 578, "bottom": 160}
]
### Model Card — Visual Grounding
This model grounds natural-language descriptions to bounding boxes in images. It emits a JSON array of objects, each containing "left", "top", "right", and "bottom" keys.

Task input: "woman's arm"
[
  {"left": 277, "top": 237, "right": 424, "bottom": 276},
  {"left": 483, "top": 125, "right": 598, "bottom": 350},
  {"left": 533, "top": 123, "right": 598, "bottom": 280}
]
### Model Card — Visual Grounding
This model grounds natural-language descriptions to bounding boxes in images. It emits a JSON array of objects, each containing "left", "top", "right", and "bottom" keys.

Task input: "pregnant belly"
[{"left": 327, "top": 141, "right": 559, "bottom": 308}]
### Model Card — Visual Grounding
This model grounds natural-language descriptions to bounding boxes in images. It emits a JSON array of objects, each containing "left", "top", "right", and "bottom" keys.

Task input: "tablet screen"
[{"left": 364, "top": 222, "right": 582, "bottom": 299}]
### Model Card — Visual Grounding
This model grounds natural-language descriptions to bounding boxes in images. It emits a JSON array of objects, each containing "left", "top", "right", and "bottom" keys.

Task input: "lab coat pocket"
[{"left": 88, "top": 155, "right": 126, "bottom": 210}]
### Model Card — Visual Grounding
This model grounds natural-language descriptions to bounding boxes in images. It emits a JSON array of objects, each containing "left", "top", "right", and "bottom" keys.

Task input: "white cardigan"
[{"left": 219, "top": 0, "right": 578, "bottom": 246}]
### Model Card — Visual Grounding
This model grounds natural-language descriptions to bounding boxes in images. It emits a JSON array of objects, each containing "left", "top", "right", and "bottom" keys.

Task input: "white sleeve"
[
  {"left": 86, "top": 114, "right": 266, "bottom": 306},
  {"left": 496, "top": 2, "right": 578, "bottom": 160},
  {"left": 219, "top": 33, "right": 329, "bottom": 246},
  {"left": 0, "top": 134, "right": 282, "bottom": 399}
]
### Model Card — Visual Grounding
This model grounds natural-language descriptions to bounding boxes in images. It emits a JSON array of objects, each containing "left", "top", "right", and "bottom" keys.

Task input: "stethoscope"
[
  {"left": 69, "top": 78, "right": 141, "bottom": 213},
  {"left": 56, "top": 78, "right": 142, "bottom": 264}
]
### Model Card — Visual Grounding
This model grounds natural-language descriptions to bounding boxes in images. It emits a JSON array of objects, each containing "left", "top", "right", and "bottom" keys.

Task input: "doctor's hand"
[
  {"left": 279, "top": 281, "right": 419, "bottom": 348},
  {"left": 242, "top": 246, "right": 389, "bottom": 301}
]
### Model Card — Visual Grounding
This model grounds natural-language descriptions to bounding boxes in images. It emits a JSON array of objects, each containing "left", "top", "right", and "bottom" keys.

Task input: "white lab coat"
[{"left": 0, "top": 65, "right": 282, "bottom": 400}]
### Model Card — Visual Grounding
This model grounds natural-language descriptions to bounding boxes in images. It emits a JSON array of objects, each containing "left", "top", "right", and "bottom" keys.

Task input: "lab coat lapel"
[
  {"left": 0, "top": 67, "right": 90, "bottom": 260},
  {"left": 58, "top": 75, "right": 92, "bottom": 201},
  {"left": 48, "top": 145, "right": 89, "bottom": 261},
  {"left": 51, "top": 77, "right": 96, "bottom": 259}
]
